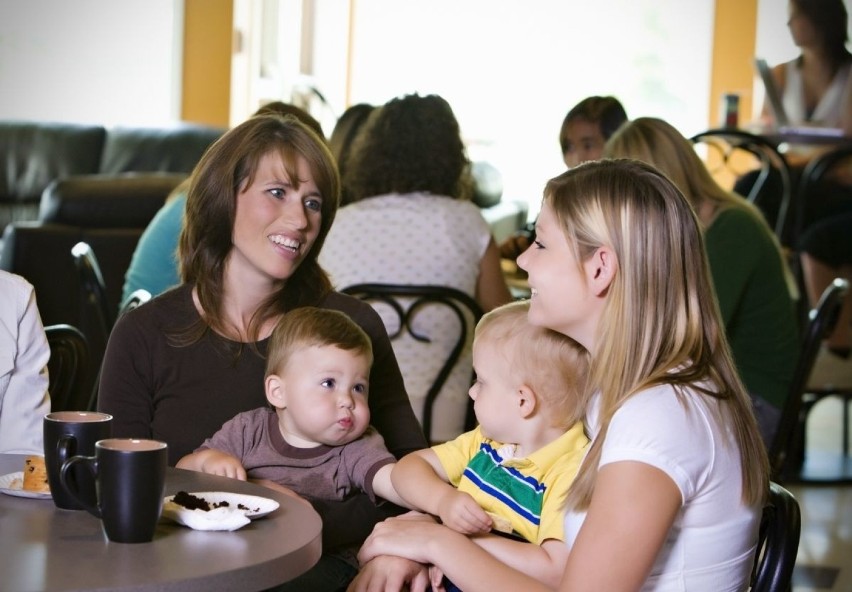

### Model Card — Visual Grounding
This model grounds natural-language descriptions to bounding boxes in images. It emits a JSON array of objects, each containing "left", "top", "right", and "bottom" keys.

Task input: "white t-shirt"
[
  {"left": 564, "top": 385, "right": 761, "bottom": 592},
  {"left": 319, "top": 193, "right": 492, "bottom": 442}
]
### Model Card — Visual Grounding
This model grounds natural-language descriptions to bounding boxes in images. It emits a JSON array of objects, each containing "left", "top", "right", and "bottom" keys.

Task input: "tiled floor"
[{"left": 787, "top": 396, "right": 852, "bottom": 592}]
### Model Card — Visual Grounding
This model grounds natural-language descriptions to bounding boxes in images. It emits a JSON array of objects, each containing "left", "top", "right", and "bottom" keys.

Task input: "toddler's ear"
[
  {"left": 265, "top": 374, "right": 286, "bottom": 409},
  {"left": 517, "top": 385, "right": 538, "bottom": 418}
]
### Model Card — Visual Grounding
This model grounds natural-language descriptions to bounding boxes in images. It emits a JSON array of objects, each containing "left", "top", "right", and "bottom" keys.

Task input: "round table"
[{"left": 0, "top": 454, "right": 322, "bottom": 591}]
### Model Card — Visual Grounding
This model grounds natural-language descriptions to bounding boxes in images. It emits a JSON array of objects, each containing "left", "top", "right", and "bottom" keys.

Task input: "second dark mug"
[
  {"left": 60, "top": 438, "right": 168, "bottom": 543},
  {"left": 43, "top": 411, "right": 113, "bottom": 510}
]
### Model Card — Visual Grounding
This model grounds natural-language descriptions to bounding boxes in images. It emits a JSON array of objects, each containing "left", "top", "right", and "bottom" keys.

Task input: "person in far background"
[
  {"left": 329, "top": 103, "right": 375, "bottom": 207},
  {"left": 120, "top": 101, "right": 325, "bottom": 306},
  {"left": 320, "top": 93, "right": 512, "bottom": 443},
  {"left": 500, "top": 96, "right": 628, "bottom": 260},
  {"left": 605, "top": 117, "right": 800, "bottom": 447},
  {"left": 739, "top": 0, "right": 852, "bottom": 233},
  {"left": 761, "top": 0, "right": 852, "bottom": 133},
  {"left": 0, "top": 270, "right": 51, "bottom": 455}
]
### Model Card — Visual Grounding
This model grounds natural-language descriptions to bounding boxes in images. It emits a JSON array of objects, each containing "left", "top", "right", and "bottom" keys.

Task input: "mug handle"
[
  {"left": 55, "top": 434, "right": 76, "bottom": 468},
  {"left": 60, "top": 455, "right": 101, "bottom": 518}
]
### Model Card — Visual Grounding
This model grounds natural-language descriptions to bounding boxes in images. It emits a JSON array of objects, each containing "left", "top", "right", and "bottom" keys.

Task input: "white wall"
[
  {"left": 0, "top": 0, "right": 182, "bottom": 126},
  {"left": 340, "top": 0, "right": 715, "bottom": 214}
]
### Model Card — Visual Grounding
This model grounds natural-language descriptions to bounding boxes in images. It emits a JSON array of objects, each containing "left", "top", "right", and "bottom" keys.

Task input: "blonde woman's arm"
[
  {"left": 558, "top": 461, "right": 680, "bottom": 591},
  {"left": 355, "top": 460, "right": 680, "bottom": 592}
]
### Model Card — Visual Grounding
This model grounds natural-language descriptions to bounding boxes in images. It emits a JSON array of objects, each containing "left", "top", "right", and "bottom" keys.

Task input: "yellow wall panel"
[
  {"left": 182, "top": 0, "right": 232, "bottom": 126},
  {"left": 710, "top": 0, "right": 758, "bottom": 129}
]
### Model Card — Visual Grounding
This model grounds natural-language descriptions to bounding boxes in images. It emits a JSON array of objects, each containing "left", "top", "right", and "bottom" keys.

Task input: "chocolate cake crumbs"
[{"left": 171, "top": 491, "right": 261, "bottom": 514}]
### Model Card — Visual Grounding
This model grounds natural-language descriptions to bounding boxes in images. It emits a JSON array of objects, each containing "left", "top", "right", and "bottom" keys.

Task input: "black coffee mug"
[
  {"left": 43, "top": 411, "right": 113, "bottom": 510},
  {"left": 60, "top": 438, "right": 168, "bottom": 543}
]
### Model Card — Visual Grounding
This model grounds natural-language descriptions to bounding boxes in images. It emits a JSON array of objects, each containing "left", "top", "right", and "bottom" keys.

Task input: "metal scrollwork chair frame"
[
  {"left": 45, "top": 323, "right": 92, "bottom": 412},
  {"left": 690, "top": 128, "right": 794, "bottom": 245},
  {"left": 342, "top": 283, "right": 484, "bottom": 443}
]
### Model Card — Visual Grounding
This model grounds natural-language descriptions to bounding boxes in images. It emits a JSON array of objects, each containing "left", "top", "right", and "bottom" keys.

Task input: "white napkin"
[{"left": 161, "top": 500, "right": 251, "bottom": 531}]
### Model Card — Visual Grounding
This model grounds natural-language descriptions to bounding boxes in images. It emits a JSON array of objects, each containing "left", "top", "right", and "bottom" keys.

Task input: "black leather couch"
[
  {"left": 0, "top": 121, "right": 225, "bottom": 398},
  {"left": 0, "top": 121, "right": 224, "bottom": 228}
]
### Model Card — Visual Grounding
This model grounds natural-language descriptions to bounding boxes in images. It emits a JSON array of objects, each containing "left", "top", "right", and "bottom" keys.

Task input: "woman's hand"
[
  {"left": 357, "top": 512, "right": 446, "bottom": 565},
  {"left": 347, "top": 555, "right": 431, "bottom": 592}
]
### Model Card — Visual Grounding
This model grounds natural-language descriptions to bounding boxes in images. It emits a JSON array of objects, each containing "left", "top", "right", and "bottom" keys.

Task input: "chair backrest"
[
  {"left": 45, "top": 324, "right": 92, "bottom": 412},
  {"left": 769, "top": 277, "right": 850, "bottom": 480},
  {"left": 341, "top": 283, "right": 484, "bottom": 442},
  {"left": 119, "top": 288, "right": 153, "bottom": 317},
  {"left": 793, "top": 142, "right": 852, "bottom": 242},
  {"left": 750, "top": 481, "right": 802, "bottom": 592},
  {"left": 89, "top": 288, "right": 153, "bottom": 411},
  {"left": 71, "top": 240, "right": 113, "bottom": 342},
  {"left": 690, "top": 129, "right": 793, "bottom": 245}
]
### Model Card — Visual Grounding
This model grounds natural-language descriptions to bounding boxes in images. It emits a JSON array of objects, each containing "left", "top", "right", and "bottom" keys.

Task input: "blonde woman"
[
  {"left": 604, "top": 117, "right": 799, "bottom": 447},
  {"left": 349, "top": 159, "right": 768, "bottom": 592}
]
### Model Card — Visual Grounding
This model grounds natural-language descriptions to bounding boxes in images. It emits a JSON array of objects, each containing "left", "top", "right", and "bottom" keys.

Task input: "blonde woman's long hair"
[{"left": 552, "top": 159, "right": 768, "bottom": 510}]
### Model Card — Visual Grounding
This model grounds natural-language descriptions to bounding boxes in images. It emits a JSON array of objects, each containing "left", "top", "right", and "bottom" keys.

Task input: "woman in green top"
[{"left": 605, "top": 117, "right": 799, "bottom": 447}]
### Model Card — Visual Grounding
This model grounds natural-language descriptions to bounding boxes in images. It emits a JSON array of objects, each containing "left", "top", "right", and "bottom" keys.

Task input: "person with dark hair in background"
[
  {"left": 320, "top": 93, "right": 512, "bottom": 443},
  {"left": 761, "top": 0, "right": 852, "bottom": 132},
  {"left": 329, "top": 103, "right": 375, "bottom": 207},
  {"left": 739, "top": 0, "right": 852, "bottom": 233},
  {"left": 500, "top": 96, "right": 628, "bottom": 260}
]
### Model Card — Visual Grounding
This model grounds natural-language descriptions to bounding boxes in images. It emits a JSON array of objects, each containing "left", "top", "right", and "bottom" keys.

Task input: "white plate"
[
  {"left": 0, "top": 471, "right": 52, "bottom": 500},
  {"left": 161, "top": 491, "right": 279, "bottom": 532},
  {"left": 164, "top": 491, "right": 279, "bottom": 518}
]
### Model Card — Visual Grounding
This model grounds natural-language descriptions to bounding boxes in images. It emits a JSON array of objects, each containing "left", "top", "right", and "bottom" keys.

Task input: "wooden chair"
[
  {"left": 750, "top": 481, "right": 802, "bottom": 592},
  {"left": 690, "top": 128, "right": 793, "bottom": 245},
  {"left": 341, "top": 284, "right": 483, "bottom": 443},
  {"left": 45, "top": 324, "right": 92, "bottom": 412},
  {"left": 770, "top": 278, "right": 849, "bottom": 482}
]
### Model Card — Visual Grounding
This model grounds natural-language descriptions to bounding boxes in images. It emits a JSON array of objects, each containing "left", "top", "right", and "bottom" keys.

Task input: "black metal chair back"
[
  {"left": 88, "top": 287, "right": 153, "bottom": 411},
  {"left": 119, "top": 288, "right": 153, "bottom": 317},
  {"left": 769, "top": 277, "right": 849, "bottom": 481},
  {"left": 690, "top": 128, "right": 793, "bottom": 245},
  {"left": 750, "top": 481, "right": 801, "bottom": 592},
  {"left": 45, "top": 324, "right": 92, "bottom": 412},
  {"left": 792, "top": 142, "right": 852, "bottom": 244},
  {"left": 341, "top": 283, "right": 483, "bottom": 443},
  {"left": 71, "top": 241, "right": 113, "bottom": 344}
]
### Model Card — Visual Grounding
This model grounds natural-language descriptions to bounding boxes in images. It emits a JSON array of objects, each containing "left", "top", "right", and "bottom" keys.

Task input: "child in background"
[
  {"left": 390, "top": 300, "right": 590, "bottom": 589},
  {"left": 500, "top": 96, "right": 628, "bottom": 260},
  {"left": 177, "top": 306, "right": 409, "bottom": 590}
]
